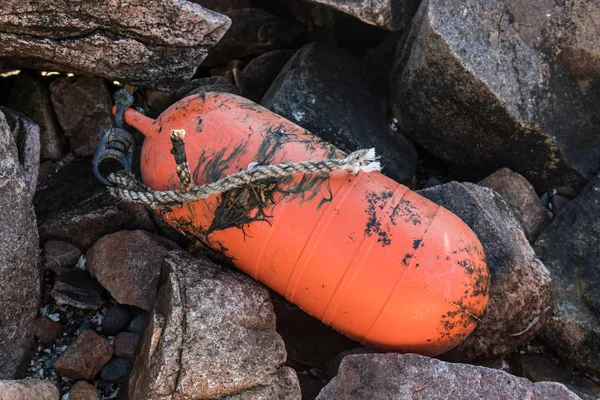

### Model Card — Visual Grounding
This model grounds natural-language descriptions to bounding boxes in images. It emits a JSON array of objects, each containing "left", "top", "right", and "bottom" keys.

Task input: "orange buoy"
[{"left": 117, "top": 92, "right": 489, "bottom": 356}]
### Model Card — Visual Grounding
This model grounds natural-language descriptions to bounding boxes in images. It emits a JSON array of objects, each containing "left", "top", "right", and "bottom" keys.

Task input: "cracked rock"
[
  {"left": 0, "top": 1, "right": 231, "bottom": 89},
  {"left": 317, "top": 353, "right": 580, "bottom": 399},
  {"left": 127, "top": 251, "right": 301, "bottom": 399},
  {"left": 418, "top": 182, "right": 552, "bottom": 361},
  {"left": 391, "top": 0, "right": 600, "bottom": 195}
]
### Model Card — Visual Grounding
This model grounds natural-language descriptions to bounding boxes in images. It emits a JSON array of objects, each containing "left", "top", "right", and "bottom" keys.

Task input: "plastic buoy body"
[{"left": 122, "top": 93, "right": 489, "bottom": 356}]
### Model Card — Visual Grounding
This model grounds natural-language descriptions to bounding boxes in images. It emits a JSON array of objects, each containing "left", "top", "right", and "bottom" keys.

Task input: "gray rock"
[
  {"left": 0, "top": 1, "right": 231, "bottom": 89},
  {"left": 262, "top": 42, "right": 417, "bottom": 184},
  {"left": 517, "top": 354, "right": 600, "bottom": 400},
  {"left": 127, "top": 251, "right": 300, "bottom": 399},
  {"left": 50, "top": 269, "right": 105, "bottom": 310},
  {"left": 0, "top": 379, "right": 59, "bottom": 400},
  {"left": 34, "top": 158, "right": 156, "bottom": 252},
  {"left": 0, "top": 107, "right": 40, "bottom": 198},
  {"left": 126, "top": 313, "right": 149, "bottom": 335},
  {"left": 42, "top": 240, "right": 82, "bottom": 272},
  {"left": 302, "top": 0, "right": 421, "bottom": 31},
  {"left": 7, "top": 71, "right": 67, "bottom": 161},
  {"left": 86, "top": 230, "right": 179, "bottom": 311},
  {"left": 100, "top": 357, "right": 130, "bottom": 382},
  {"left": 418, "top": 182, "right": 552, "bottom": 360},
  {"left": 203, "top": 8, "right": 307, "bottom": 67},
  {"left": 103, "top": 305, "right": 132, "bottom": 336},
  {"left": 534, "top": 174, "right": 600, "bottom": 374},
  {"left": 391, "top": 0, "right": 600, "bottom": 196},
  {"left": 479, "top": 168, "right": 551, "bottom": 242},
  {"left": 0, "top": 111, "right": 40, "bottom": 379},
  {"left": 316, "top": 353, "right": 580, "bottom": 399},
  {"left": 49, "top": 76, "right": 113, "bottom": 158},
  {"left": 242, "top": 50, "right": 296, "bottom": 101}
]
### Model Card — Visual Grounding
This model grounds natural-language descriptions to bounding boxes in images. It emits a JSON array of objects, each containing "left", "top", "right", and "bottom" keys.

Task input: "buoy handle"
[{"left": 111, "top": 105, "right": 158, "bottom": 138}]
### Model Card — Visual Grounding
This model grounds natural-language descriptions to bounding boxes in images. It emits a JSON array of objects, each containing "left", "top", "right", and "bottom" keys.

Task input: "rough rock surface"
[
  {"left": 69, "top": 380, "right": 100, "bottom": 400},
  {"left": 0, "top": 110, "right": 40, "bottom": 379},
  {"left": 0, "top": 1, "right": 231, "bottom": 89},
  {"left": 203, "top": 8, "right": 307, "bottom": 67},
  {"left": 42, "top": 240, "right": 81, "bottom": 272},
  {"left": 534, "top": 174, "right": 600, "bottom": 374},
  {"left": 391, "top": 0, "right": 600, "bottom": 195},
  {"left": 242, "top": 49, "right": 296, "bottom": 101},
  {"left": 0, "top": 379, "right": 59, "bottom": 400},
  {"left": 34, "top": 158, "right": 155, "bottom": 251},
  {"left": 517, "top": 354, "right": 600, "bottom": 400},
  {"left": 418, "top": 182, "right": 552, "bottom": 360},
  {"left": 303, "top": 0, "right": 421, "bottom": 31},
  {"left": 50, "top": 269, "right": 105, "bottom": 310},
  {"left": 127, "top": 251, "right": 301, "bottom": 399},
  {"left": 7, "top": 71, "right": 67, "bottom": 161},
  {"left": 479, "top": 168, "right": 551, "bottom": 242},
  {"left": 49, "top": 76, "right": 113, "bottom": 158},
  {"left": 0, "top": 106, "right": 40, "bottom": 197},
  {"left": 262, "top": 42, "right": 417, "bottom": 184},
  {"left": 86, "top": 230, "right": 179, "bottom": 311},
  {"left": 53, "top": 329, "right": 113, "bottom": 380},
  {"left": 317, "top": 353, "right": 580, "bottom": 399},
  {"left": 114, "top": 332, "right": 139, "bottom": 358},
  {"left": 32, "top": 318, "right": 64, "bottom": 344}
]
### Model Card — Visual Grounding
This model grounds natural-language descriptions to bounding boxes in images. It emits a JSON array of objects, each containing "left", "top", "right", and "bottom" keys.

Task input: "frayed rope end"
[{"left": 356, "top": 148, "right": 381, "bottom": 173}]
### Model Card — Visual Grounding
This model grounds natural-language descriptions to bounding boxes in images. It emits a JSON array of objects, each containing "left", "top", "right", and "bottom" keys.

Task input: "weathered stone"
[
  {"left": 100, "top": 357, "right": 130, "bottom": 381},
  {"left": 103, "top": 305, "right": 132, "bottom": 336},
  {"left": 126, "top": 312, "right": 149, "bottom": 335},
  {"left": 242, "top": 50, "right": 296, "bottom": 101},
  {"left": 391, "top": 0, "right": 600, "bottom": 195},
  {"left": 317, "top": 353, "right": 580, "bottom": 399},
  {"left": 50, "top": 269, "right": 105, "bottom": 310},
  {"left": 86, "top": 230, "right": 179, "bottom": 311},
  {"left": 53, "top": 329, "right": 113, "bottom": 380},
  {"left": 0, "top": 106, "right": 40, "bottom": 197},
  {"left": 42, "top": 240, "right": 82, "bottom": 272},
  {"left": 69, "top": 380, "right": 100, "bottom": 400},
  {"left": 517, "top": 354, "right": 600, "bottom": 400},
  {"left": 203, "top": 8, "right": 306, "bottom": 67},
  {"left": 505, "top": 0, "right": 600, "bottom": 84},
  {"left": 0, "top": 111, "right": 40, "bottom": 379},
  {"left": 303, "top": 0, "right": 421, "bottom": 31},
  {"left": 114, "top": 332, "right": 140, "bottom": 358},
  {"left": 127, "top": 251, "right": 300, "bottom": 399},
  {"left": 49, "top": 76, "right": 113, "bottom": 157},
  {"left": 263, "top": 42, "right": 417, "bottom": 184},
  {"left": 534, "top": 175, "right": 600, "bottom": 374},
  {"left": 32, "top": 318, "right": 64, "bottom": 344},
  {"left": 34, "top": 158, "right": 156, "bottom": 252},
  {"left": 0, "top": 1, "right": 231, "bottom": 89},
  {"left": 7, "top": 71, "right": 67, "bottom": 161},
  {"left": 0, "top": 379, "right": 59, "bottom": 400},
  {"left": 418, "top": 182, "right": 552, "bottom": 360},
  {"left": 190, "top": 0, "right": 253, "bottom": 12},
  {"left": 479, "top": 168, "right": 551, "bottom": 242}
]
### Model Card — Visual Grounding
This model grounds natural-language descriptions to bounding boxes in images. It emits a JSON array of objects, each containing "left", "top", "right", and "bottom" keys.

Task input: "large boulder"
[
  {"left": 0, "top": 110, "right": 40, "bottom": 378},
  {"left": 127, "top": 251, "right": 301, "bottom": 399},
  {"left": 0, "top": 1, "right": 231, "bottom": 89},
  {"left": 391, "top": 0, "right": 600, "bottom": 195},
  {"left": 418, "top": 182, "right": 552, "bottom": 360},
  {"left": 317, "top": 353, "right": 580, "bottom": 399},
  {"left": 300, "top": 0, "right": 422, "bottom": 31},
  {"left": 534, "top": 174, "right": 600, "bottom": 375},
  {"left": 262, "top": 42, "right": 417, "bottom": 184}
]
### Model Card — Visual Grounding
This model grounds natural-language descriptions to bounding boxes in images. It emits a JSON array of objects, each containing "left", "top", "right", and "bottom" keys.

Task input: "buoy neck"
[{"left": 112, "top": 105, "right": 158, "bottom": 137}]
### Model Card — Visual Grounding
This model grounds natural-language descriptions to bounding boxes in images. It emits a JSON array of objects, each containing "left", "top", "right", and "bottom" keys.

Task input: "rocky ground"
[{"left": 0, "top": 0, "right": 599, "bottom": 399}]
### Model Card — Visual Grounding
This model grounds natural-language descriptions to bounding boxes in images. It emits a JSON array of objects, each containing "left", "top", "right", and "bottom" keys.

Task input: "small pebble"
[
  {"left": 70, "top": 380, "right": 101, "bottom": 400},
  {"left": 103, "top": 305, "right": 131, "bottom": 336},
  {"left": 100, "top": 357, "right": 130, "bottom": 381},
  {"left": 423, "top": 176, "right": 442, "bottom": 189},
  {"left": 114, "top": 332, "right": 139, "bottom": 358},
  {"left": 127, "top": 312, "right": 149, "bottom": 335}
]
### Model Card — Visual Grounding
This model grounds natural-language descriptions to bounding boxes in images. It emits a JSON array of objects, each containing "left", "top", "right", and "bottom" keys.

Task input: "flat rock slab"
[
  {"left": 418, "top": 182, "right": 552, "bottom": 360},
  {"left": 127, "top": 251, "right": 301, "bottom": 399},
  {"left": 0, "top": 1, "right": 231, "bottom": 89},
  {"left": 391, "top": 0, "right": 600, "bottom": 195},
  {"left": 302, "top": 0, "right": 421, "bottom": 31},
  {"left": 262, "top": 42, "right": 417, "bottom": 184},
  {"left": 316, "top": 353, "right": 580, "bottom": 399},
  {"left": 0, "top": 110, "right": 40, "bottom": 379},
  {"left": 534, "top": 174, "right": 600, "bottom": 375}
]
